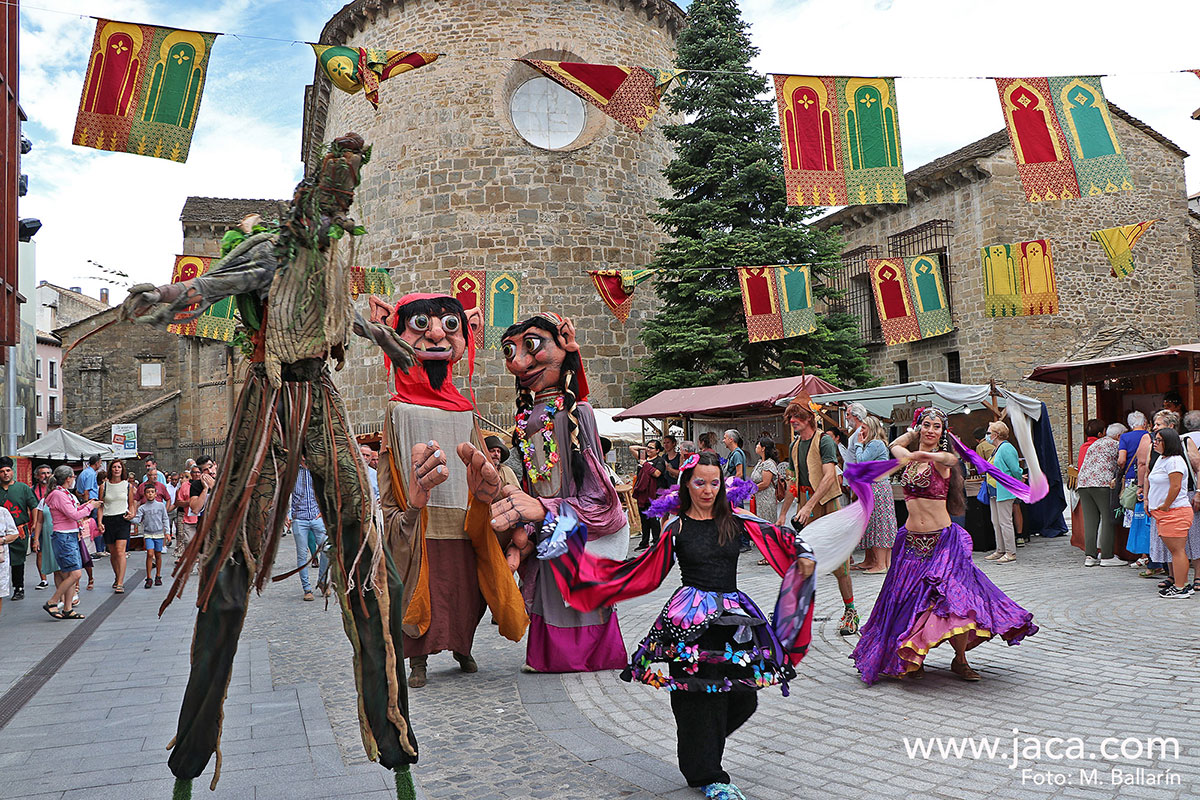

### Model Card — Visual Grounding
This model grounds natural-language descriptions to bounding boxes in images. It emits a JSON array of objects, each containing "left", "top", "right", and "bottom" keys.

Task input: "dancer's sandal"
[{"left": 951, "top": 659, "right": 981, "bottom": 681}]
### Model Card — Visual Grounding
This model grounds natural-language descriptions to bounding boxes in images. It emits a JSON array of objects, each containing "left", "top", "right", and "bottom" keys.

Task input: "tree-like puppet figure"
[{"left": 120, "top": 133, "right": 421, "bottom": 800}]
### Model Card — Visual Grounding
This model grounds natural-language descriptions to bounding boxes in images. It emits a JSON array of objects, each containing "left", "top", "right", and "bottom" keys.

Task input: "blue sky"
[{"left": 18, "top": 0, "right": 1200, "bottom": 302}]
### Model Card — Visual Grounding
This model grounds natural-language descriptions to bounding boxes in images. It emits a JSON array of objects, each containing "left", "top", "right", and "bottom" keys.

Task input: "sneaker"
[
  {"left": 1084, "top": 556, "right": 1100, "bottom": 567},
  {"left": 1015, "top": 538, "right": 1026, "bottom": 548},
  {"left": 34, "top": 580, "right": 48, "bottom": 590},
  {"left": 984, "top": 551, "right": 1003, "bottom": 561},
  {"left": 997, "top": 553, "right": 1016, "bottom": 563},
  {"left": 838, "top": 606, "right": 860, "bottom": 635},
  {"left": 11, "top": 588, "right": 23, "bottom": 601},
  {"left": 1099, "top": 557, "right": 1128, "bottom": 567},
  {"left": 1158, "top": 584, "right": 1193, "bottom": 599},
  {"left": 702, "top": 783, "right": 747, "bottom": 800}
]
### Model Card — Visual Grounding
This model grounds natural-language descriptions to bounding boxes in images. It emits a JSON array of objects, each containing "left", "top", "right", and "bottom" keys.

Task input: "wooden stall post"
[{"left": 1066, "top": 374, "right": 1074, "bottom": 460}]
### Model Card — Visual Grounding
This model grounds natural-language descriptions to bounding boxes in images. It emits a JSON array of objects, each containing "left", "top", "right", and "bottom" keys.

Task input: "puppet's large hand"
[
  {"left": 489, "top": 485, "right": 546, "bottom": 531},
  {"left": 121, "top": 282, "right": 195, "bottom": 326},
  {"left": 352, "top": 310, "right": 416, "bottom": 373},
  {"left": 409, "top": 440, "right": 449, "bottom": 509},
  {"left": 458, "top": 442, "right": 501, "bottom": 504}
]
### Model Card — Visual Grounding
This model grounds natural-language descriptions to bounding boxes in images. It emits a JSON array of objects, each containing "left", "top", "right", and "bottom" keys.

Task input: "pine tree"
[{"left": 630, "top": 0, "right": 875, "bottom": 402}]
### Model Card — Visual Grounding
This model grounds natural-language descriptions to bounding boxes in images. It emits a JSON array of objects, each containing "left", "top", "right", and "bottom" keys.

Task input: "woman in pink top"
[{"left": 45, "top": 465, "right": 99, "bottom": 619}]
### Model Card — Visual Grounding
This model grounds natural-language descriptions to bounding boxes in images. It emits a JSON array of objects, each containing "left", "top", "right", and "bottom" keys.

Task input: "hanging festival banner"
[
  {"left": 166, "top": 255, "right": 212, "bottom": 337},
  {"left": 777, "top": 265, "right": 818, "bottom": 337},
  {"left": 164, "top": 255, "right": 238, "bottom": 341},
  {"left": 774, "top": 75, "right": 906, "bottom": 207},
  {"left": 867, "top": 258, "right": 920, "bottom": 345},
  {"left": 994, "top": 76, "right": 1133, "bottom": 202},
  {"left": 450, "top": 269, "right": 487, "bottom": 348},
  {"left": 981, "top": 240, "right": 1058, "bottom": 317},
  {"left": 74, "top": 20, "right": 217, "bottom": 162},
  {"left": 588, "top": 268, "right": 656, "bottom": 323},
  {"left": 484, "top": 271, "right": 520, "bottom": 348},
  {"left": 520, "top": 60, "right": 685, "bottom": 132},
  {"left": 737, "top": 266, "right": 785, "bottom": 342},
  {"left": 1091, "top": 220, "right": 1158, "bottom": 279},
  {"left": 349, "top": 266, "right": 395, "bottom": 298},
  {"left": 312, "top": 45, "right": 439, "bottom": 108}
]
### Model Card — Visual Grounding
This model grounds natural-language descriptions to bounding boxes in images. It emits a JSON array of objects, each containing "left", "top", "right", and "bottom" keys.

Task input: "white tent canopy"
[
  {"left": 786, "top": 381, "right": 1044, "bottom": 422},
  {"left": 591, "top": 408, "right": 645, "bottom": 443},
  {"left": 16, "top": 428, "right": 120, "bottom": 461}
]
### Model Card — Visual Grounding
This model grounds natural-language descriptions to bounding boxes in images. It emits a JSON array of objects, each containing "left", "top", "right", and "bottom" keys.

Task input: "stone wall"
[
  {"left": 304, "top": 0, "right": 684, "bottom": 430},
  {"left": 833, "top": 114, "right": 1198, "bottom": 457}
]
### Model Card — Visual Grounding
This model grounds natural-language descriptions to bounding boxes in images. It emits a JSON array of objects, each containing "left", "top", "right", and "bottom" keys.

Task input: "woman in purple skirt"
[{"left": 852, "top": 408, "right": 1039, "bottom": 683}]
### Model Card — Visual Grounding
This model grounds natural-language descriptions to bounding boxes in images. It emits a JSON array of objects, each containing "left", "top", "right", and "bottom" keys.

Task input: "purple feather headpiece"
[{"left": 646, "top": 476, "right": 758, "bottom": 519}]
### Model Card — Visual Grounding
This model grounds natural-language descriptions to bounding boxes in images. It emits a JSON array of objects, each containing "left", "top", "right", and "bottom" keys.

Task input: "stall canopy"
[
  {"left": 16, "top": 428, "right": 119, "bottom": 461},
  {"left": 614, "top": 375, "right": 841, "bottom": 420},
  {"left": 801, "top": 381, "right": 1042, "bottom": 421},
  {"left": 591, "top": 408, "right": 645, "bottom": 443},
  {"left": 1028, "top": 343, "right": 1200, "bottom": 385}
]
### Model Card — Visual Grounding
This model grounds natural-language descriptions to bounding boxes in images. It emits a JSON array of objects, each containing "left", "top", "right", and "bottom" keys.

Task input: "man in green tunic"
[{"left": 0, "top": 456, "right": 38, "bottom": 601}]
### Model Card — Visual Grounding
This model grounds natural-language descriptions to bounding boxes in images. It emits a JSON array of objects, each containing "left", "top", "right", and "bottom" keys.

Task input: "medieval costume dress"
[
  {"left": 375, "top": 294, "right": 527, "bottom": 668},
  {"left": 539, "top": 506, "right": 816, "bottom": 789},
  {"left": 518, "top": 390, "right": 629, "bottom": 672},
  {"left": 119, "top": 135, "right": 419, "bottom": 798},
  {"left": 851, "top": 416, "right": 1043, "bottom": 685}
]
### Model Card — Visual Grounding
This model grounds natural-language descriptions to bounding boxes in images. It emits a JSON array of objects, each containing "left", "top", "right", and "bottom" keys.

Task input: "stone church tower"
[{"left": 301, "top": 0, "right": 686, "bottom": 430}]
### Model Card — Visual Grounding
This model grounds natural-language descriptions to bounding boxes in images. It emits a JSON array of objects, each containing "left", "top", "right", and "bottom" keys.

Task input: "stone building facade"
[
  {"left": 301, "top": 0, "right": 686, "bottom": 429},
  {"left": 817, "top": 105, "right": 1199, "bottom": 452}
]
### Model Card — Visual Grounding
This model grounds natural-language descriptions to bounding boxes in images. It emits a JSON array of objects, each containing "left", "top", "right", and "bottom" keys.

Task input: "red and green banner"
[
  {"left": 867, "top": 256, "right": 953, "bottom": 346},
  {"left": 349, "top": 266, "right": 395, "bottom": 298},
  {"left": 74, "top": 19, "right": 217, "bottom": 162},
  {"left": 737, "top": 265, "right": 818, "bottom": 342},
  {"left": 521, "top": 60, "right": 684, "bottom": 132},
  {"left": 450, "top": 269, "right": 520, "bottom": 349},
  {"left": 981, "top": 240, "right": 1059, "bottom": 317},
  {"left": 994, "top": 76, "right": 1133, "bottom": 202},
  {"left": 1091, "top": 220, "right": 1157, "bottom": 279},
  {"left": 165, "top": 254, "right": 237, "bottom": 341},
  {"left": 774, "top": 75, "right": 907, "bottom": 207},
  {"left": 588, "top": 268, "right": 655, "bottom": 323},
  {"left": 312, "top": 45, "right": 439, "bottom": 108}
]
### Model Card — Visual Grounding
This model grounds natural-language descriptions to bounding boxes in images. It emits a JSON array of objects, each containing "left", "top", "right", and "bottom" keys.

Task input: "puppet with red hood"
[
  {"left": 474, "top": 313, "right": 629, "bottom": 673},
  {"left": 356, "top": 292, "right": 528, "bottom": 690}
]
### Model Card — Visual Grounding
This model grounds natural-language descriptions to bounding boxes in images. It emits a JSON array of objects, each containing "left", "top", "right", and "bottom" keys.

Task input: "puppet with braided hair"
[
  {"left": 476, "top": 313, "right": 629, "bottom": 672},
  {"left": 120, "top": 133, "right": 422, "bottom": 799}
]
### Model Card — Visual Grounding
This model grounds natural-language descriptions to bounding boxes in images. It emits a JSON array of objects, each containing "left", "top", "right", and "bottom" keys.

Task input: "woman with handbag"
[
  {"left": 44, "top": 466, "right": 100, "bottom": 619},
  {"left": 1077, "top": 423, "right": 1125, "bottom": 566}
]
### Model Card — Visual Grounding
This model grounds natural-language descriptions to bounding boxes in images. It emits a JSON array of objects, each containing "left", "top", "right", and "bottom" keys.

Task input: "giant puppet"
[
  {"left": 357, "top": 292, "right": 528, "bottom": 689},
  {"left": 480, "top": 313, "right": 629, "bottom": 673},
  {"left": 120, "top": 133, "right": 422, "bottom": 799}
]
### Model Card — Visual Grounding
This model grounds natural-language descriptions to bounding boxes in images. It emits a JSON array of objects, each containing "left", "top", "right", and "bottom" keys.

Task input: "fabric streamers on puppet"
[
  {"left": 536, "top": 505, "right": 584, "bottom": 561},
  {"left": 645, "top": 476, "right": 757, "bottom": 519}
]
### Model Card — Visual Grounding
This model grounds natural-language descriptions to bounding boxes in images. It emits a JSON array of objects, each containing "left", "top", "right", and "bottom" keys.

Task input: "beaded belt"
[{"left": 905, "top": 530, "right": 942, "bottom": 559}]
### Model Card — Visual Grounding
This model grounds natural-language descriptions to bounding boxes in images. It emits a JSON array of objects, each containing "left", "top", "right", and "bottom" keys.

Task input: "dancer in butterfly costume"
[
  {"left": 526, "top": 451, "right": 833, "bottom": 800},
  {"left": 120, "top": 133, "right": 422, "bottom": 799}
]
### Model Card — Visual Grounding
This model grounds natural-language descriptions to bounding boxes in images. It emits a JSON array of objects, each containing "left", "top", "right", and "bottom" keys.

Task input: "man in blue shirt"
[
  {"left": 289, "top": 463, "right": 329, "bottom": 601},
  {"left": 360, "top": 444, "right": 380, "bottom": 501}
]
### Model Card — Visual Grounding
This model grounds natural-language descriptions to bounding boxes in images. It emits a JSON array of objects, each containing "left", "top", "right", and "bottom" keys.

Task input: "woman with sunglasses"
[
  {"left": 534, "top": 451, "right": 815, "bottom": 800},
  {"left": 1147, "top": 427, "right": 1196, "bottom": 598}
]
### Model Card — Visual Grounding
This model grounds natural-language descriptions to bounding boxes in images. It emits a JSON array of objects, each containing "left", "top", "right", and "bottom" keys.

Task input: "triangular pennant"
[
  {"left": 1090, "top": 220, "right": 1158, "bottom": 279},
  {"left": 521, "top": 60, "right": 672, "bottom": 132},
  {"left": 589, "top": 268, "right": 655, "bottom": 323},
  {"left": 313, "top": 45, "right": 438, "bottom": 108}
]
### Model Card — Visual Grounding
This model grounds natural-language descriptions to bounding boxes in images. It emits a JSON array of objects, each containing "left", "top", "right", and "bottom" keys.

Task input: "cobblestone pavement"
[{"left": 3, "top": 530, "right": 1199, "bottom": 799}]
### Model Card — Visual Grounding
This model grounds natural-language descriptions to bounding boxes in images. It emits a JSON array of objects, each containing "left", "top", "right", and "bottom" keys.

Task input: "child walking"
[{"left": 132, "top": 483, "right": 171, "bottom": 588}]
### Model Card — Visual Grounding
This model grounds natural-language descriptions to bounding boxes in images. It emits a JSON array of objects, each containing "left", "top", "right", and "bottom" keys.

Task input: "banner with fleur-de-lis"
[
  {"left": 774, "top": 75, "right": 907, "bottom": 207},
  {"left": 74, "top": 19, "right": 217, "bottom": 162}
]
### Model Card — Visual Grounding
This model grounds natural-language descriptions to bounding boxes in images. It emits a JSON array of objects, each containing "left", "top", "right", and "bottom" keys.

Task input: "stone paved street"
[{"left": 2, "top": 532, "right": 1198, "bottom": 799}]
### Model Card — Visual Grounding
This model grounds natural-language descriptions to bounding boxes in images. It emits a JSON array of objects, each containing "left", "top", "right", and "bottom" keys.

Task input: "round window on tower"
[{"left": 509, "top": 76, "right": 587, "bottom": 150}]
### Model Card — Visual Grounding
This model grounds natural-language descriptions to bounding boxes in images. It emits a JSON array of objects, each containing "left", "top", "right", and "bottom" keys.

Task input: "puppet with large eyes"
[
  {"left": 355, "top": 292, "right": 528, "bottom": 691},
  {"left": 460, "top": 312, "right": 630, "bottom": 674}
]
